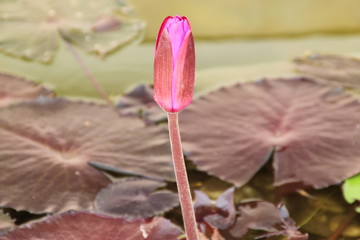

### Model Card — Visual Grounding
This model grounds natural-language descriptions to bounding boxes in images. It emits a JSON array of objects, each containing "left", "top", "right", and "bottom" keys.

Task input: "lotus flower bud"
[{"left": 154, "top": 16, "right": 195, "bottom": 113}]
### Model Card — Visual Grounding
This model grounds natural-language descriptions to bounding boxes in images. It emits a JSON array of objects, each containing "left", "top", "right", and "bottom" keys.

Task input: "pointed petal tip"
[{"left": 155, "top": 16, "right": 172, "bottom": 49}]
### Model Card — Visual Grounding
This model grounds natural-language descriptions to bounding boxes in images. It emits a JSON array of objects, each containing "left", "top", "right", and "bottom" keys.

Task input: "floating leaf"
[
  {"left": 196, "top": 61, "right": 298, "bottom": 96},
  {"left": 0, "top": 0, "right": 145, "bottom": 62},
  {"left": 117, "top": 84, "right": 166, "bottom": 123},
  {"left": 0, "top": 211, "right": 183, "bottom": 240},
  {"left": 229, "top": 200, "right": 282, "bottom": 238},
  {"left": 95, "top": 178, "right": 179, "bottom": 218},
  {"left": 0, "top": 72, "right": 51, "bottom": 108},
  {"left": 229, "top": 201, "right": 308, "bottom": 239},
  {"left": 180, "top": 77, "right": 360, "bottom": 188},
  {"left": 343, "top": 174, "right": 360, "bottom": 212},
  {"left": 0, "top": 98, "right": 174, "bottom": 213},
  {"left": 294, "top": 53, "right": 360, "bottom": 88},
  {"left": 194, "top": 194, "right": 308, "bottom": 239},
  {"left": 194, "top": 188, "right": 236, "bottom": 230},
  {"left": 251, "top": 204, "right": 308, "bottom": 240}
]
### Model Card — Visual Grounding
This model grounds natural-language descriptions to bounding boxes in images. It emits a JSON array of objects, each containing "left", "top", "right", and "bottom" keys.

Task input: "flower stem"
[
  {"left": 167, "top": 112, "right": 198, "bottom": 240},
  {"left": 327, "top": 208, "right": 356, "bottom": 240},
  {"left": 64, "top": 40, "right": 112, "bottom": 105}
]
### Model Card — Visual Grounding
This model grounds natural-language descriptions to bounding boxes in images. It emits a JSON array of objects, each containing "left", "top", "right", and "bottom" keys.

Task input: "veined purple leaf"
[
  {"left": 0, "top": 211, "right": 183, "bottom": 240},
  {"left": 230, "top": 201, "right": 308, "bottom": 239},
  {"left": 294, "top": 53, "right": 360, "bottom": 88},
  {"left": 95, "top": 178, "right": 179, "bottom": 218},
  {"left": 180, "top": 77, "right": 360, "bottom": 188},
  {"left": 0, "top": 98, "right": 174, "bottom": 213},
  {"left": 0, "top": 73, "right": 51, "bottom": 108},
  {"left": 194, "top": 188, "right": 236, "bottom": 229},
  {"left": 229, "top": 200, "right": 282, "bottom": 238}
]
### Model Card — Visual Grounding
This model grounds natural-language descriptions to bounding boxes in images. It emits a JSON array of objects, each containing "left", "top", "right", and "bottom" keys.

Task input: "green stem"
[{"left": 167, "top": 112, "right": 199, "bottom": 240}]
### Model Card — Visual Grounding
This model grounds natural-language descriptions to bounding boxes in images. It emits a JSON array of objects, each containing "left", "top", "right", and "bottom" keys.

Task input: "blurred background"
[
  {"left": 1, "top": 0, "right": 360, "bottom": 98},
  {"left": 131, "top": 0, "right": 360, "bottom": 39}
]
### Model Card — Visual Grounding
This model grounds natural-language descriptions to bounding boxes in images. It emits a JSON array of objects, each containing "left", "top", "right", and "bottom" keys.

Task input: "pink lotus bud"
[{"left": 154, "top": 16, "right": 195, "bottom": 113}]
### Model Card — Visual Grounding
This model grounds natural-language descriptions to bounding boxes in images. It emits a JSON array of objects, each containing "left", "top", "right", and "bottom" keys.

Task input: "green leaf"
[
  {"left": 0, "top": 0, "right": 144, "bottom": 63},
  {"left": 343, "top": 174, "right": 360, "bottom": 212},
  {"left": 2, "top": 35, "right": 360, "bottom": 98},
  {"left": 195, "top": 61, "right": 297, "bottom": 95}
]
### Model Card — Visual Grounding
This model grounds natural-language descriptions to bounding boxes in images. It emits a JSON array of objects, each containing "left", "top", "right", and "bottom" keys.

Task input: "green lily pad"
[
  {"left": 2, "top": 35, "right": 360, "bottom": 99},
  {"left": 0, "top": 0, "right": 144, "bottom": 62},
  {"left": 343, "top": 174, "right": 360, "bottom": 212},
  {"left": 195, "top": 61, "right": 298, "bottom": 95}
]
